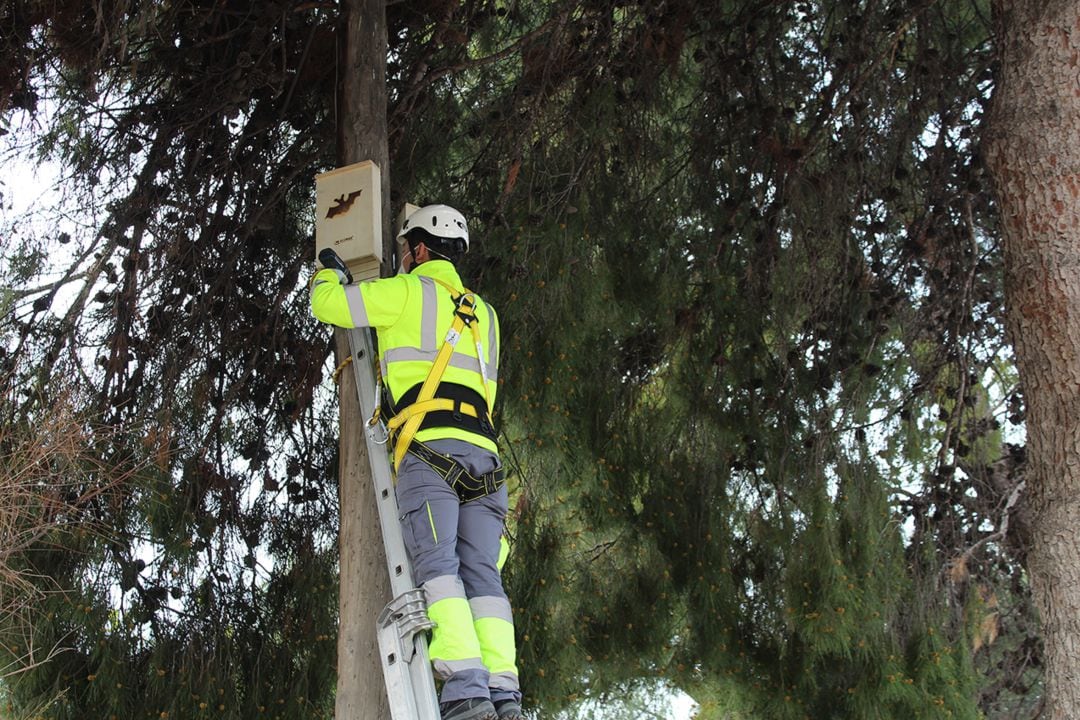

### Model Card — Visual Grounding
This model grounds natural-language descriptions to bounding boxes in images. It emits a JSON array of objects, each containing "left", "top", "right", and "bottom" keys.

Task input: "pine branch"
[
  {"left": 0, "top": 635, "right": 69, "bottom": 681},
  {"left": 393, "top": 9, "right": 568, "bottom": 121},
  {"left": 946, "top": 477, "right": 1027, "bottom": 584},
  {"left": 2, "top": 272, "right": 89, "bottom": 302}
]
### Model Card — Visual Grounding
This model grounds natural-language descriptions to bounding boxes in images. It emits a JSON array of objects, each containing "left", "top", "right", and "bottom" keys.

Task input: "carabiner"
[{"left": 367, "top": 419, "right": 390, "bottom": 445}]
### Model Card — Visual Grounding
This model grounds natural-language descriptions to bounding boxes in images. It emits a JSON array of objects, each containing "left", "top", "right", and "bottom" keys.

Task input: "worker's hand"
[
  {"left": 318, "top": 248, "right": 353, "bottom": 284},
  {"left": 310, "top": 267, "right": 350, "bottom": 288},
  {"left": 325, "top": 268, "right": 350, "bottom": 285}
]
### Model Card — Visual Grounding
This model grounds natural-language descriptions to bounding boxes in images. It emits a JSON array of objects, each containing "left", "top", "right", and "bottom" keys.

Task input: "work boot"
[
  {"left": 493, "top": 699, "right": 525, "bottom": 720},
  {"left": 440, "top": 697, "right": 498, "bottom": 720}
]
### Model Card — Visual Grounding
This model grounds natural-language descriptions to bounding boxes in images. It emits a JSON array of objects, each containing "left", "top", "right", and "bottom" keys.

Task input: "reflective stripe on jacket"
[{"left": 310, "top": 260, "right": 500, "bottom": 453}]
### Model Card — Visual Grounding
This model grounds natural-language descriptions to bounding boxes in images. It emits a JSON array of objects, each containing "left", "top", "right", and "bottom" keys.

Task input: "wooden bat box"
[{"left": 315, "top": 161, "right": 382, "bottom": 281}]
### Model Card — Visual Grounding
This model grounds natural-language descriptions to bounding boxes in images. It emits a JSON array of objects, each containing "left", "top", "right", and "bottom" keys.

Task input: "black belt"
[
  {"left": 387, "top": 382, "right": 498, "bottom": 442},
  {"left": 406, "top": 441, "right": 505, "bottom": 503}
]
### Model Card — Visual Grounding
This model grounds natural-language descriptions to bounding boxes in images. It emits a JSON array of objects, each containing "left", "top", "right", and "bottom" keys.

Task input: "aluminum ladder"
[{"left": 344, "top": 325, "right": 442, "bottom": 720}]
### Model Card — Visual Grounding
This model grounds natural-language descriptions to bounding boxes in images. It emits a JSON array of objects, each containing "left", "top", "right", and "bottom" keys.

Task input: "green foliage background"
[{"left": 0, "top": 1, "right": 1038, "bottom": 718}]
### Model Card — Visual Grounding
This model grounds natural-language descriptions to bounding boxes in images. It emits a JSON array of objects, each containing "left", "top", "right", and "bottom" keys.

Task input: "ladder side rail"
[{"left": 347, "top": 328, "right": 442, "bottom": 720}]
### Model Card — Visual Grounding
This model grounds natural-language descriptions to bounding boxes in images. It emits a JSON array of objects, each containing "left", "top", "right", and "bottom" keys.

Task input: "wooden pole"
[
  {"left": 335, "top": 0, "right": 392, "bottom": 717},
  {"left": 986, "top": 3, "right": 1080, "bottom": 717}
]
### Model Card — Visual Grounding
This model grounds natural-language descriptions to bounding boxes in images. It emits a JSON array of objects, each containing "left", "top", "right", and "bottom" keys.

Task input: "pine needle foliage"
[{"left": 0, "top": 0, "right": 1039, "bottom": 718}]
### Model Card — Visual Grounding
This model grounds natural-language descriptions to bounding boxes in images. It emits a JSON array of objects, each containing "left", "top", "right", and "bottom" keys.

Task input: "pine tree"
[
  {"left": 0, "top": 1, "right": 1043, "bottom": 718},
  {"left": 985, "top": 1, "right": 1080, "bottom": 716}
]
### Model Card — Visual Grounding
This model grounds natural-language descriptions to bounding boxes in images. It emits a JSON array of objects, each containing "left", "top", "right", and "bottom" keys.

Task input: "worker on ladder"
[{"left": 310, "top": 204, "right": 522, "bottom": 720}]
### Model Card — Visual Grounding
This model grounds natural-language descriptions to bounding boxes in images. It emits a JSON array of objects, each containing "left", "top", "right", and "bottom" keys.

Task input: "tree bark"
[
  {"left": 335, "top": 1, "right": 392, "bottom": 718},
  {"left": 985, "top": 2, "right": 1080, "bottom": 717}
]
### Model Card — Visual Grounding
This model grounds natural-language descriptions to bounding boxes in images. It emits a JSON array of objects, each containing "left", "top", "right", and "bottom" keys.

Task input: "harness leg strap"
[{"left": 407, "top": 441, "right": 505, "bottom": 504}]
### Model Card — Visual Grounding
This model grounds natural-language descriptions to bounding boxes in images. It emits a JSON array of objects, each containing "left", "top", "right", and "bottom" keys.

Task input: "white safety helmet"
[{"left": 397, "top": 204, "right": 469, "bottom": 250}]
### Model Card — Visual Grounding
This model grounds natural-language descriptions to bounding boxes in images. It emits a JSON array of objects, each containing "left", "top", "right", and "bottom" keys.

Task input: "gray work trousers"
[{"left": 395, "top": 438, "right": 517, "bottom": 705}]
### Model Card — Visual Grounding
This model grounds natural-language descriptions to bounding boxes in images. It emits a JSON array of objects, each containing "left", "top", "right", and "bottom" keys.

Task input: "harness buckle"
[
  {"left": 445, "top": 463, "right": 466, "bottom": 489},
  {"left": 453, "top": 294, "right": 477, "bottom": 326}
]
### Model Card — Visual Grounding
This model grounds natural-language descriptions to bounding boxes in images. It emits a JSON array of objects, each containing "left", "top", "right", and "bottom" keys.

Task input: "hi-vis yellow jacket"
[{"left": 310, "top": 260, "right": 500, "bottom": 454}]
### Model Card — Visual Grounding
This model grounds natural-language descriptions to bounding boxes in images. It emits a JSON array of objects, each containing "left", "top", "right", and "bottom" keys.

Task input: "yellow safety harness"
[{"left": 379, "top": 279, "right": 497, "bottom": 470}]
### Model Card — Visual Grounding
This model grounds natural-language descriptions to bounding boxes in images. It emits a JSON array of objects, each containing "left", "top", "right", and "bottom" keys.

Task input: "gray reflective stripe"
[
  {"left": 384, "top": 347, "right": 437, "bottom": 364},
  {"left": 383, "top": 347, "right": 499, "bottom": 382},
  {"left": 490, "top": 671, "right": 520, "bottom": 691},
  {"left": 423, "top": 574, "right": 466, "bottom": 605},
  {"left": 469, "top": 595, "right": 513, "bottom": 623},
  {"left": 452, "top": 353, "right": 498, "bottom": 382},
  {"left": 419, "top": 276, "right": 438, "bottom": 351},
  {"left": 344, "top": 283, "right": 368, "bottom": 327},
  {"left": 486, "top": 304, "right": 498, "bottom": 381},
  {"left": 433, "top": 658, "right": 486, "bottom": 679}
]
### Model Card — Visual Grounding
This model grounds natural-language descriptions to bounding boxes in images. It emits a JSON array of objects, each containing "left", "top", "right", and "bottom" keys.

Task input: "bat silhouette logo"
[{"left": 326, "top": 189, "right": 363, "bottom": 219}]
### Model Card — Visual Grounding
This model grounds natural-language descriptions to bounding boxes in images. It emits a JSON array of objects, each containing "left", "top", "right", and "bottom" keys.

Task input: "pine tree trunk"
[
  {"left": 336, "top": 0, "right": 393, "bottom": 717},
  {"left": 986, "top": 2, "right": 1080, "bottom": 717}
]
